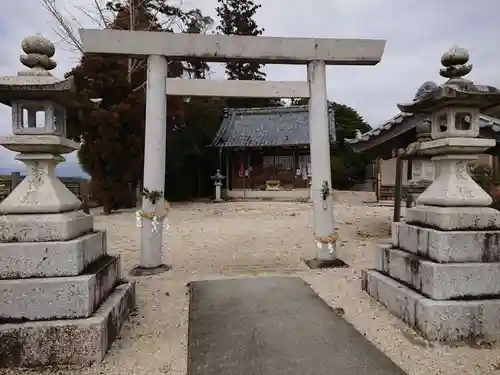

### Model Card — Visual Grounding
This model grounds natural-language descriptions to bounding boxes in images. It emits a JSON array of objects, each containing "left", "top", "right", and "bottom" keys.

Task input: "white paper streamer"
[
  {"left": 135, "top": 211, "right": 143, "bottom": 228},
  {"left": 328, "top": 243, "right": 334, "bottom": 254},
  {"left": 151, "top": 216, "right": 160, "bottom": 233}
]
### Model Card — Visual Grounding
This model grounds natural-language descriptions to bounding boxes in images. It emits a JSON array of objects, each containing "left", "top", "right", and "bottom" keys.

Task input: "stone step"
[
  {"left": 392, "top": 222, "right": 500, "bottom": 263},
  {"left": 0, "top": 255, "right": 120, "bottom": 321},
  {"left": 362, "top": 269, "right": 500, "bottom": 343},
  {"left": 0, "top": 281, "right": 135, "bottom": 367},
  {"left": 0, "top": 210, "right": 93, "bottom": 243},
  {"left": 0, "top": 230, "right": 107, "bottom": 279},
  {"left": 375, "top": 245, "right": 500, "bottom": 300}
]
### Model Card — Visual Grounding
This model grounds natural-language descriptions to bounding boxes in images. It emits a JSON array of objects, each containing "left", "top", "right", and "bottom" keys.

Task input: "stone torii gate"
[{"left": 79, "top": 29, "right": 386, "bottom": 273}]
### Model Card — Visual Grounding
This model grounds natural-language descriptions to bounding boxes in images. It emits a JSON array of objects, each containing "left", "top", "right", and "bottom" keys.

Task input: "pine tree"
[
  {"left": 67, "top": 1, "right": 212, "bottom": 212},
  {"left": 215, "top": 0, "right": 281, "bottom": 108},
  {"left": 184, "top": 8, "right": 213, "bottom": 79}
]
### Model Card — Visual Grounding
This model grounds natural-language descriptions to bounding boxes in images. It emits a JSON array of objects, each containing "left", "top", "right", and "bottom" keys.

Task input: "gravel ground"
[{"left": 3, "top": 191, "right": 500, "bottom": 375}]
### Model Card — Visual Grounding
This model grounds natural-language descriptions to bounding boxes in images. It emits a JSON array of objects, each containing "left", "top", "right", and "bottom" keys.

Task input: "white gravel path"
[{"left": 3, "top": 191, "right": 500, "bottom": 375}]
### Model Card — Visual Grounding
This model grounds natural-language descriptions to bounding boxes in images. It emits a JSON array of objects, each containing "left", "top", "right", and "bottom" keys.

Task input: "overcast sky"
[{"left": 0, "top": 0, "right": 499, "bottom": 168}]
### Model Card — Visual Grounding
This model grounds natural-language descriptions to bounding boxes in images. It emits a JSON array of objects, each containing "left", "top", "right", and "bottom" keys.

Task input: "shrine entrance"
[{"left": 79, "top": 29, "right": 386, "bottom": 274}]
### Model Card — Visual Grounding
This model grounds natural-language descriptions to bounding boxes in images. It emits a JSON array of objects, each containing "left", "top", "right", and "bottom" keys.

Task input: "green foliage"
[
  {"left": 165, "top": 96, "right": 226, "bottom": 200},
  {"left": 141, "top": 187, "right": 163, "bottom": 205},
  {"left": 164, "top": 8, "right": 226, "bottom": 200},
  {"left": 469, "top": 163, "right": 493, "bottom": 194},
  {"left": 468, "top": 163, "right": 500, "bottom": 211},
  {"left": 215, "top": 0, "right": 282, "bottom": 108},
  {"left": 216, "top": 0, "right": 265, "bottom": 81},
  {"left": 331, "top": 103, "right": 372, "bottom": 190},
  {"left": 67, "top": 54, "right": 146, "bottom": 213},
  {"left": 291, "top": 98, "right": 372, "bottom": 189}
]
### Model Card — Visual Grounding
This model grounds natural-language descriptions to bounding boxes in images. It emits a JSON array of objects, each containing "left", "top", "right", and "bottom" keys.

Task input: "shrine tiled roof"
[
  {"left": 346, "top": 112, "right": 500, "bottom": 146},
  {"left": 345, "top": 112, "right": 414, "bottom": 145},
  {"left": 211, "top": 105, "right": 336, "bottom": 148}
]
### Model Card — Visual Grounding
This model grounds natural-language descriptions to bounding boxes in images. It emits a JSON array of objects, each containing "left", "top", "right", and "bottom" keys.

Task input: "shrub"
[{"left": 469, "top": 163, "right": 492, "bottom": 193}]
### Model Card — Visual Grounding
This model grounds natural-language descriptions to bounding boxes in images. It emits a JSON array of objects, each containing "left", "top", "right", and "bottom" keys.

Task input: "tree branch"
[{"left": 40, "top": 0, "right": 84, "bottom": 52}]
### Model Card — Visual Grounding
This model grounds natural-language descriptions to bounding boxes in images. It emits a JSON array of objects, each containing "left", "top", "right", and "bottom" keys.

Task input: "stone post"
[
  {"left": 306, "top": 60, "right": 340, "bottom": 268},
  {"left": 0, "top": 35, "right": 135, "bottom": 367},
  {"left": 362, "top": 46, "right": 500, "bottom": 343},
  {"left": 132, "top": 54, "right": 170, "bottom": 276}
]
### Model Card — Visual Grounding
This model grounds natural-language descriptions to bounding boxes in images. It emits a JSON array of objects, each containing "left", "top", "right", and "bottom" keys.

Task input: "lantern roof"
[
  {"left": 397, "top": 46, "right": 500, "bottom": 113},
  {"left": 0, "top": 35, "right": 83, "bottom": 108}
]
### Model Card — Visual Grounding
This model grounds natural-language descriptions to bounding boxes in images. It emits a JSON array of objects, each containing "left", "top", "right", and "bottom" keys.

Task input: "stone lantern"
[
  {"left": 0, "top": 36, "right": 135, "bottom": 367},
  {"left": 211, "top": 169, "right": 225, "bottom": 202},
  {"left": 362, "top": 46, "right": 500, "bottom": 342},
  {"left": 406, "top": 46, "right": 497, "bottom": 207},
  {"left": 0, "top": 36, "right": 80, "bottom": 214}
]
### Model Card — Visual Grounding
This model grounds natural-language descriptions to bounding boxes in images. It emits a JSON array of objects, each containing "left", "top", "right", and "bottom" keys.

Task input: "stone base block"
[
  {"left": 392, "top": 222, "right": 500, "bottom": 262},
  {"left": 0, "top": 231, "right": 107, "bottom": 279},
  {"left": 0, "top": 281, "right": 135, "bottom": 367},
  {"left": 0, "top": 256, "right": 120, "bottom": 321},
  {"left": 362, "top": 269, "right": 500, "bottom": 342},
  {"left": 406, "top": 205, "right": 500, "bottom": 231},
  {"left": 375, "top": 246, "right": 500, "bottom": 300},
  {"left": 0, "top": 210, "right": 93, "bottom": 242}
]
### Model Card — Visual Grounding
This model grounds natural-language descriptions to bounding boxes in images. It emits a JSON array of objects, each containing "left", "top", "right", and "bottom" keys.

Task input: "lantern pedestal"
[
  {"left": 415, "top": 137, "right": 495, "bottom": 207},
  {"left": 0, "top": 135, "right": 83, "bottom": 214}
]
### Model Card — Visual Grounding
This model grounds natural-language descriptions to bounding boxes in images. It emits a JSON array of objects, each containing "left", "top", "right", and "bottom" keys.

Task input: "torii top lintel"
[{"left": 79, "top": 29, "right": 386, "bottom": 66}]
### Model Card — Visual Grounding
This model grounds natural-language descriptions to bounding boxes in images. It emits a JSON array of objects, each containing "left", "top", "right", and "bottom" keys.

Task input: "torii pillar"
[{"left": 79, "top": 29, "right": 386, "bottom": 272}]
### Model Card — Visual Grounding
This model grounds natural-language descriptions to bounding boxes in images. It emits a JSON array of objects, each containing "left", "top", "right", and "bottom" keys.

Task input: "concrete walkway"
[{"left": 187, "top": 276, "right": 407, "bottom": 375}]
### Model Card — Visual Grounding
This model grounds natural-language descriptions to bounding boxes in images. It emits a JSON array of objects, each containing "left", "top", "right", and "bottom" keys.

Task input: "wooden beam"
[
  {"left": 166, "top": 79, "right": 309, "bottom": 98},
  {"left": 79, "top": 29, "right": 386, "bottom": 65},
  {"left": 393, "top": 157, "right": 404, "bottom": 223},
  {"left": 405, "top": 159, "right": 413, "bottom": 208},
  {"left": 375, "top": 158, "right": 381, "bottom": 202},
  {"left": 225, "top": 150, "right": 231, "bottom": 192},
  {"left": 493, "top": 154, "right": 499, "bottom": 182}
]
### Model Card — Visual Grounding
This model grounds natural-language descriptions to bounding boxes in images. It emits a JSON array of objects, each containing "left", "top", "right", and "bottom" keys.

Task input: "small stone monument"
[
  {"left": 0, "top": 35, "right": 135, "bottom": 366},
  {"left": 211, "top": 169, "right": 225, "bottom": 202},
  {"left": 362, "top": 46, "right": 500, "bottom": 342}
]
